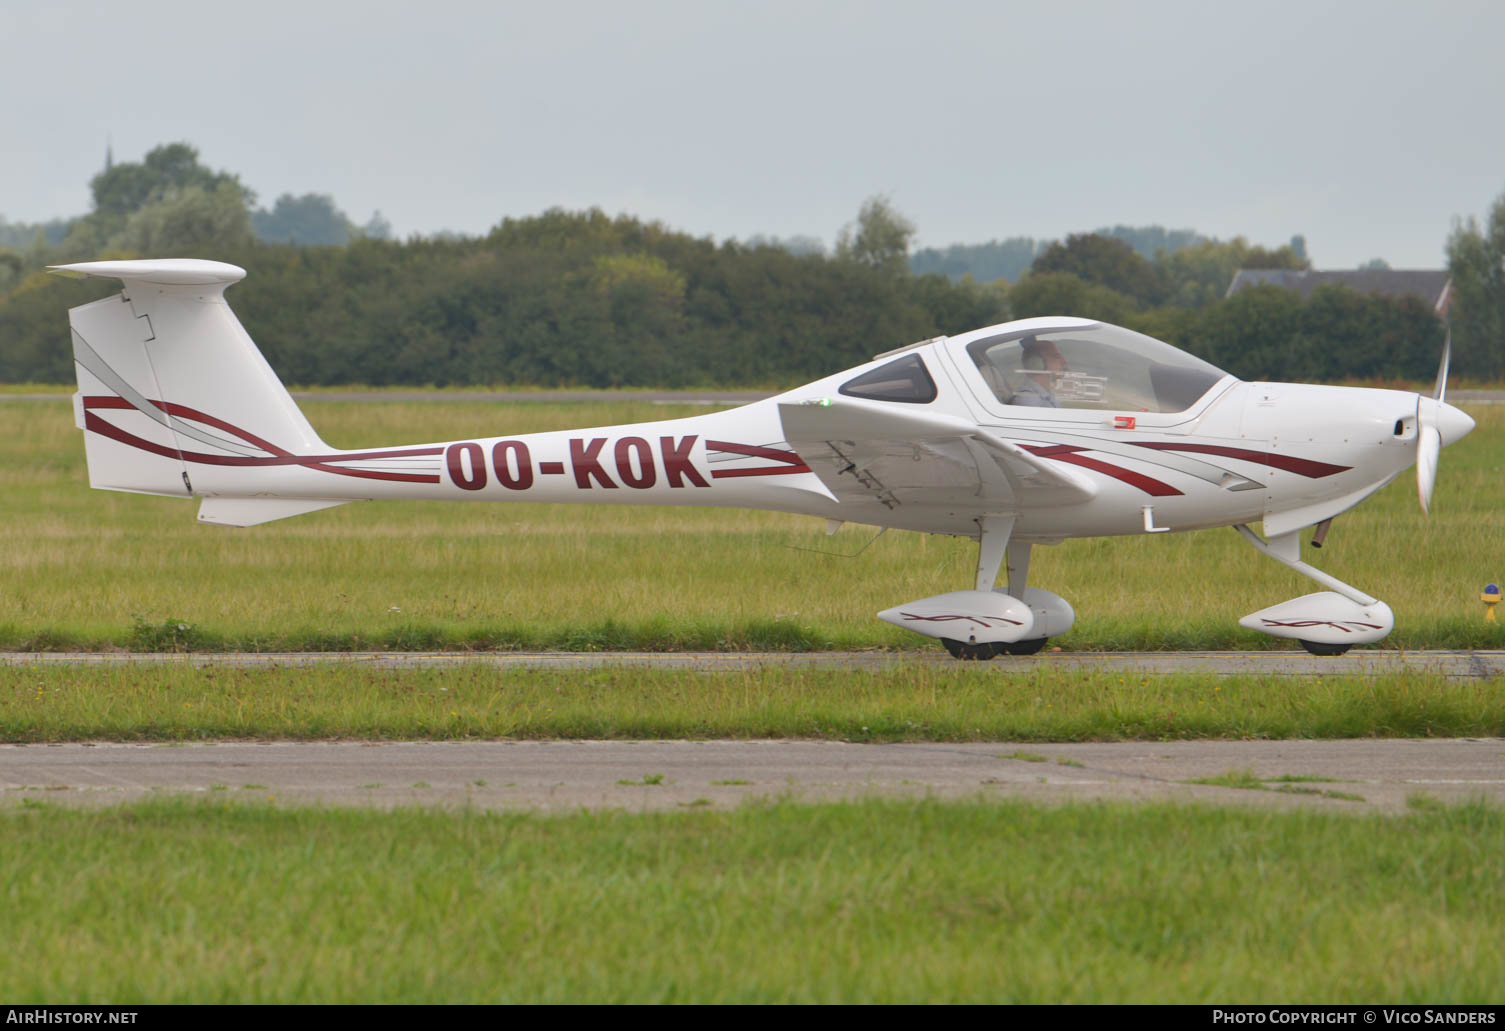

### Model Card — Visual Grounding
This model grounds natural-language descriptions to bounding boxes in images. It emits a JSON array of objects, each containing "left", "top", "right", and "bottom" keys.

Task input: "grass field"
[
  {"left": 1, "top": 797, "right": 1500, "bottom": 1003},
  {"left": 1, "top": 397, "right": 1502, "bottom": 652},
  {"left": 3, "top": 663, "right": 1502, "bottom": 742}
]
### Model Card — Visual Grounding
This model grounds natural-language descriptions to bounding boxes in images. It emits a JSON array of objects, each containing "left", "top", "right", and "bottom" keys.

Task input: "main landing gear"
[
  {"left": 942, "top": 637, "right": 1050, "bottom": 660},
  {"left": 887, "top": 518, "right": 1394, "bottom": 660},
  {"left": 875, "top": 515, "right": 1075, "bottom": 661}
]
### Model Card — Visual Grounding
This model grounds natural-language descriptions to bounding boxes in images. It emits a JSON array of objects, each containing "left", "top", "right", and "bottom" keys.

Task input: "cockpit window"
[
  {"left": 839, "top": 354, "right": 938, "bottom": 404},
  {"left": 967, "top": 323, "right": 1228, "bottom": 413}
]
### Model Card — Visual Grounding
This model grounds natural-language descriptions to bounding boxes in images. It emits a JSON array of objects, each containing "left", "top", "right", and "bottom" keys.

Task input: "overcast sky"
[{"left": 3, "top": 0, "right": 1502, "bottom": 267}]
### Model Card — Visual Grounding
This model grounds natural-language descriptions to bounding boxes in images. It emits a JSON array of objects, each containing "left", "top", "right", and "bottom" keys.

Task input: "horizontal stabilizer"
[{"left": 49, "top": 259, "right": 247, "bottom": 287}]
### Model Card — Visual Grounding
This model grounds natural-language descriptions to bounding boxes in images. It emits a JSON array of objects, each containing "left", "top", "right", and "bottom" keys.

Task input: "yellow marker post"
[{"left": 1483, "top": 584, "right": 1500, "bottom": 623}]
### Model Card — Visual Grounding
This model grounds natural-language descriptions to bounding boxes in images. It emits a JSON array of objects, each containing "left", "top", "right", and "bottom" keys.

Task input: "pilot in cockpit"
[{"left": 1008, "top": 337, "right": 1067, "bottom": 408}]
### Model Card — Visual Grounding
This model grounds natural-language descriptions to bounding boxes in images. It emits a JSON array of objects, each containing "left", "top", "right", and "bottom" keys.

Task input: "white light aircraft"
[{"left": 52, "top": 258, "right": 1475, "bottom": 658}]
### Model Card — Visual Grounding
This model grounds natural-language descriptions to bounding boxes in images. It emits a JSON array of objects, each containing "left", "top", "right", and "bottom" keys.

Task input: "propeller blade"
[
  {"left": 1419, "top": 328, "right": 1455, "bottom": 514},
  {"left": 1434, "top": 325, "right": 1451, "bottom": 404},
  {"left": 1417, "top": 423, "right": 1440, "bottom": 515}
]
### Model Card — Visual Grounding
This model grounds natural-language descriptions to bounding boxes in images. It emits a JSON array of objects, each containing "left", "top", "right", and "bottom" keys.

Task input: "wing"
[{"left": 778, "top": 400, "right": 1095, "bottom": 512}]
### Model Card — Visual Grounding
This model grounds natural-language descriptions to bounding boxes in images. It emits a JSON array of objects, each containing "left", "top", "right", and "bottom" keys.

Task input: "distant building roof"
[{"left": 1225, "top": 268, "right": 1452, "bottom": 315}]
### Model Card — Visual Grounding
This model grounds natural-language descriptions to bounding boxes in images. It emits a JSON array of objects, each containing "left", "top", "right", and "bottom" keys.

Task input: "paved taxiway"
[
  {"left": 3, "top": 739, "right": 1501, "bottom": 812},
  {"left": 8, "top": 651, "right": 1499, "bottom": 811},
  {"left": 6, "top": 649, "right": 1505, "bottom": 677}
]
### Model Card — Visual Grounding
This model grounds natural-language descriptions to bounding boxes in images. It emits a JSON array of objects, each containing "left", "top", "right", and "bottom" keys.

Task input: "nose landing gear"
[{"left": 1235, "top": 525, "right": 1393, "bottom": 654}]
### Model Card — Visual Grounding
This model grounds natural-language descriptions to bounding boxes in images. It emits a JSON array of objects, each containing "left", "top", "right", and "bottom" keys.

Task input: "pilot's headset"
[{"left": 1019, "top": 340, "right": 1050, "bottom": 374}]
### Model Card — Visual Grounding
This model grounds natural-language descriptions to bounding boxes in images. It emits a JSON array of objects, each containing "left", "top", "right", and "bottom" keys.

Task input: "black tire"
[
  {"left": 941, "top": 638, "right": 996, "bottom": 661},
  {"left": 1298, "top": 639, "right": 1352, "bottom": 656},
  {"left": 997, "top": 638, "right": 1049, "bottom": 656}
]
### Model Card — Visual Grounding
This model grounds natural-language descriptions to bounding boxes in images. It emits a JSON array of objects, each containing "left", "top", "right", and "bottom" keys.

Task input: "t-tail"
[
  {"left": 52, "top": 258, "right": 822, "bottom": 528},
  {"left": 52, "top": 259, "right": 354, "bottom": 526}
]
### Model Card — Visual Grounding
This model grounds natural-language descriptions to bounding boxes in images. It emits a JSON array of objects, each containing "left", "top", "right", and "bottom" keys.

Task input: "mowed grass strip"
[
  {"left": 3, "top": 664, "right": 1501, "bottom": 741},
  {"left": 3, "top": 399, "right": 1503, "bottom": 652},
  {"left": 1, "top": 797, "right": 1501, "bottom": 1003}
]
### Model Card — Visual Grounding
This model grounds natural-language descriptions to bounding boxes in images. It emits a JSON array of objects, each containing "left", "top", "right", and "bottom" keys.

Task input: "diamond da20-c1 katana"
[{"left": 52, "top": 258, "right": 1474, "bottom": 659}]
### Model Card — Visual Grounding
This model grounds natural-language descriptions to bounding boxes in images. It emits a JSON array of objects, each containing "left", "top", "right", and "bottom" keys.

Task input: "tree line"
[
  {"left": 2, "top": 142, "right": 1493, "bottom": 387},
  {"left": 1003, "top": 230, "right": 1443, "bottom": 382},
  {"left": 0, "top": 202, "right": 1005, "bottom": 388}
]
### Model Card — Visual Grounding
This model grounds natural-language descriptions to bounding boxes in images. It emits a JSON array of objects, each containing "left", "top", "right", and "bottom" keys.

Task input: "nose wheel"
[
  {"left": 941, "top": 638, "right": 996, "bottom": 661},
  {"left": 1298, "top": 639, "right": 1352, "bottom": 657}
]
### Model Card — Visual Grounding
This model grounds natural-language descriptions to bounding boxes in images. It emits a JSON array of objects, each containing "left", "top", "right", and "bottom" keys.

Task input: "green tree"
[
  {"left": 1174, "top": 284, "right": 1438, "bottom": 383},
  {"left": 89, "top": 142, "right": 254, "bottom": 218},
  {"left": 1030, "top": 233, "right": 1167, "bottom": 306},
  {"left": 115, "top": 182, "right": 255, "bottom": 255},
  {"left": 1240, "top": 243, "right": 1308, "bottom": 270},
  {"left": 0, "top": 251, "right": 22, "bottom": 292},
  {"left": 580, "top": 253, "right": 688, "bottom": 385},
  {"left": 1447, "top": 186, "right": 1505, "bottom": 377},
  {"left": 835, "top": 196, "right": 916, "bottom": 276},
  {"left": 906, "top": 273, "right": 1009, "bottom": 334},
  {"left": 1191, "top": 284, "right": 1306, "bottom": 379},
  {"left": 1092, "top": 224, "right": 1208, "bottom": 259},
  {"left": 1293, "top": 285, "right": 1438, "bottom": 381},
  {"left": 910, "top": 237, "right": 1041, "bottom": 284},
  {"left": 1157, "top": 237, "right": 1308, "bottom": 309},
  {"left": 0, "top": 216, "right": 69, "bottom": 249},
  {"left": 252, "top": 194, "right": 355, "bottom": 246},
  {"left": 1008, "top": 271, "right": 1137, "bottom": 324},
  {"left": 742, "top": 233, "right": 825, "bottom": 256},
  {"left": 1157, "top": 239, "right": 1246, "bottom": 308},
  {"left": 361, "top": 211, "right": 393, "bottom": 241},
  {"left": 586, "top": 253, "right": 687, "bottom": 313}
]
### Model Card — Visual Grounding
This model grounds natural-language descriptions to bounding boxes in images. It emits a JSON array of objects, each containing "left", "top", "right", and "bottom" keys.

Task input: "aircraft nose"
[{"left": 1420, "top": 397, "right": 1475, "bottom": 448}]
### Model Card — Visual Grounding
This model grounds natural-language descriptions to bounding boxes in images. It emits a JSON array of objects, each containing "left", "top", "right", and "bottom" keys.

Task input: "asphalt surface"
[
  {"left": 3, "top": 738, "right": 1501, "bottom": 812},
  {"left": 6, "top": 649, "right": 1505, "bottom": 678}
]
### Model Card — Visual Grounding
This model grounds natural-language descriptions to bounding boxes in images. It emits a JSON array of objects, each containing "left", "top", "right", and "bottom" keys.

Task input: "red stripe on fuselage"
[
  {"left": 705, "top": 440, "right": 812, "bottom": 478},
  {"left": 82, "top": 396, "right": 443, "bottom": 484},
  {"left": 1130, "top": 442, "right": 1350, "bottom": 478},
  {"left": 1020, "top": 444, "right": 1183, "bottom": 497}
]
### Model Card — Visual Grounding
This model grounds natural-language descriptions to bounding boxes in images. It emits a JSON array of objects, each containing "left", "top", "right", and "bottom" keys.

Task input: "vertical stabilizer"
[{"left": 53, "top": 259, "right": 329, "bottom": 499}]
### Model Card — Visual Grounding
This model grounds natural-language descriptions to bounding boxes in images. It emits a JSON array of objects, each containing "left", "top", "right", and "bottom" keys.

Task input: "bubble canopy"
[{"left": 965, "top": 322, "right": 1230, "bottom": 414}]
